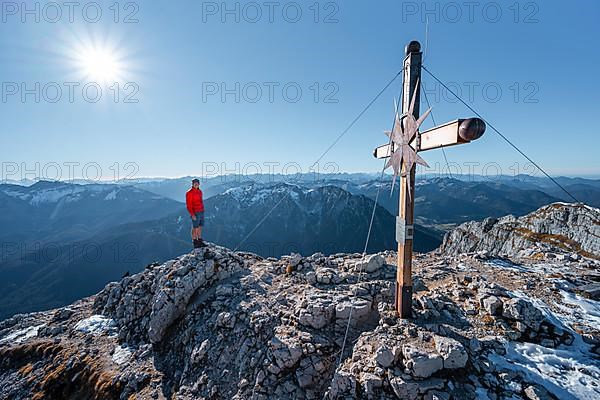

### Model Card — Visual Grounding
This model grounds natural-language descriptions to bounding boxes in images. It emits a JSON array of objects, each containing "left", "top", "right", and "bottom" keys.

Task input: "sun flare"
[{"left": 74, "top": 45, "right": 125, "bottom": 84}]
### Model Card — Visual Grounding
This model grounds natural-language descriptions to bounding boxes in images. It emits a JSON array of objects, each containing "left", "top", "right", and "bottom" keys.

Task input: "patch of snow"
[
  {"left": 250, "top": 190, "right": 270, "bottom": 203},
  {"left": 559, "top": 290, "right": 600, "bottom": 330},
  {"left": 29, "top": 187, "right": 85, "bottom": 205},
  {"left": 112, "top": 344, "right": 132, "bottom": 365},
  {"left": 487, "top": 259, "right": 529, "bottom": 272},
  {"left": 492, "top": 287, "right": 600, "bottom": 400},
  {"left": 104, "top": 190, "right": 118, "bottom": 200},
  {"left": 0, "top": 324, "right": 44, "bottom": 345},
  {"left": 1, "top": 190, "right": 29, "bottom": 201},
  {"left": 489, "top": 340, "right": 600, "bottom": 400},
  {"left": 74, "top": 315, "right": 117, "bottom": 335},
  {"left": 223, "top": 186, "right": 245, "bottom": 200},
  {"left": 456, "top": 263, "right": 474, "bottom": 271},
  {"left": 487, "top": 260, "right": 577, "bottom": 276}
]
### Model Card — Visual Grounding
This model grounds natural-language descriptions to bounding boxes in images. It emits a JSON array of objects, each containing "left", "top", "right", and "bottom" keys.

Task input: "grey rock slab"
[
  {"left": 353, "top": 254, "right": 385, "bottom": 273},
  {"left": 524, "top": 384, "right": 554, "bottom": 400},
  {"left": 481, "top": 296, "right": 503, "bottom": 316},
  {"left": 574, "top": 283, "right": 600, "bottom": 300},
  {"left": 502, "top": 298, "right": 545, "bottom": 331},
  {"left": 402, "top": 345, "right": 443, "bottom": 378},
  {"left": 375, "top": 346, "right": 394, "bottom": 368},
  {"left": 390, "top": 377, "right": 419, "bottom": 399},
  {"left": 434, "top": 335, "right": 468, "bottom": 369}
]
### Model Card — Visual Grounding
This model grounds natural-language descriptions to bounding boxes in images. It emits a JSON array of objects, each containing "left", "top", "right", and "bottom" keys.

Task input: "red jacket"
[{"left": 186, "top": 187, "right": 204, "bottom": 215}]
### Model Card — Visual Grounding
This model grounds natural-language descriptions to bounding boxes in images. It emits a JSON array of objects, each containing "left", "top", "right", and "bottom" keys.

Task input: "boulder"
[
  {"left": 270, "top": 335, "right": 302, "bottom": 370},
  {"left": 434, "top": 336, "right": 468, "bottom": 369},
  {"left": 295, "top": 356, "right": 326, "bottom": 388},
  {"left": 375, "top": 346, "right": 394, "bottom": 368},
  {"left": 354, "top": 254, "right": 384, "bottom": 273},
  {"left": 524, "top": 384, "right": 554, "bottom": 400},
  {"left": 335, "top": 299, "right": 372, "bottom": 326},
  {"left": 360, "top": 373, "right": 383, "bottom": 397},
  {"left": 481, "top": 296, "right": 503, "bottom": 316},
  {"left": 574, "top": 283, "right": 600, "bottom": 300},
  {"left": 402, "top": 345, "right": 443, "bottom": 378},
  {"left": 503, "top": 298, "right": 545, "bottom": 331},
  {"left": 390, "top": 377, "right": 418, "bottom": 399}
]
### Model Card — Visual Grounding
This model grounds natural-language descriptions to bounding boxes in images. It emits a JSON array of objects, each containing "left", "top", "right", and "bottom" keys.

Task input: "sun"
[
  {"left": 81, "top": 48, "right": 119, "bottom": 83},
  {"left": 74, "top": 44, "right": 125, "bottom": 84}
]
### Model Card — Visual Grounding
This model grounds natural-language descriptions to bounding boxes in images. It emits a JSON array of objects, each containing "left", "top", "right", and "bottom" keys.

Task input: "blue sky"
[{"left": 1, "top": 0, "right": 599, "bottom": 181}]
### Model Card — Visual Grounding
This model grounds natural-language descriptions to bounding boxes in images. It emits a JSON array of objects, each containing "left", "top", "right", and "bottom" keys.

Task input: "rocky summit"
[
  {"left": 440, "top": 202, "right": 600, "bottom": 260},
  {"left": 0, "top": 203, "right": 599, "bottom": 400}
]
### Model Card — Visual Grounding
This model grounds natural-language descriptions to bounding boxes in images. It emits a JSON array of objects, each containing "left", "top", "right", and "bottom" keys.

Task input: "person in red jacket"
[{"left": 186, "top": 178, "right": 205, "bottom": 248}]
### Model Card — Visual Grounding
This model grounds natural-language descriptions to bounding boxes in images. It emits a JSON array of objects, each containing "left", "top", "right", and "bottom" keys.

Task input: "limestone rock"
[
  {"left": 298, "top": 299, "right": 335, "bottom": 329},
  {"left": 375, "top": 346, "right": 394, "bottom": 368},
  {"left": 270, "top": 334, "right": 302, "bottom": 370},
  {"left": 524, "top": 384, "right": 554, "bottom": 400},
  {"left": 402, "top": 345, "right": 443, "bottom": 378},
  {"left": 390, "top": 377, "right": 418, "bottom": 399},
  {"left": 481, "top": 296, "right": 503, "bottom": 316},
  {"left": 440, "top": 203, "right": 600, "bottom": 259},
  {"left": 354, "top": 254, "right": 385, "bottom": 273},
  {"left": 335, "top": 299, "right": 372, "bottom": 326},
  {"left": 434, "top": 336, "right": 468, "bottom": 369},
  {"left": 502, "top": 298, "right": 545, "bottom": 331}
]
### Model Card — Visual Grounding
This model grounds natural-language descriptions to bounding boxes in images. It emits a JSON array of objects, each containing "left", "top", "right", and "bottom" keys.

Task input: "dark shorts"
[{"left": 191, "top": 212, "right": 204, "bottom": 228}]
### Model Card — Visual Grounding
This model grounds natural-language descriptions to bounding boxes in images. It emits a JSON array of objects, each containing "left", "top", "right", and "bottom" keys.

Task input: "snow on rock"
[
  {"left": 112, "top": 344, "right": 132, "bottom": 365},
  {"left": 104, "top": 189, "right": 118, "bottom": 200},
  {"left": 74, "top": 315, "right": 116, "bottom": 335},
  {"left": 489, "top": 339, "right": 600, "bottom": 400},
  {"left": 0, "top": 324, "right": 43, "bottom": 345},
  {"left": 559, "top": 289, "right": 600, "bottom": 329}
]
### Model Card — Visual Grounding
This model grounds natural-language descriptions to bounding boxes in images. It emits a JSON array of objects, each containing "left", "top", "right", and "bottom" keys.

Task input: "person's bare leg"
[{"left": 198, "top": 226, "right": 202, "bottom": 240}]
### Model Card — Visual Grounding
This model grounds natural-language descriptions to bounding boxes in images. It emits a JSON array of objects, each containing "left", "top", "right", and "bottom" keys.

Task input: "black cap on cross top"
[{"left": 405, "top": 40, "right": 421, "bottom": 55}]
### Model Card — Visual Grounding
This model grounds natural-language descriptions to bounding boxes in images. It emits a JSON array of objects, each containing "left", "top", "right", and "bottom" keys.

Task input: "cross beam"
[
  {"left": 373, "top": 118, "right": 486, "bottom": 159},
  {"left": 373, "top": 40, "right": 485, "bottom": 318}
]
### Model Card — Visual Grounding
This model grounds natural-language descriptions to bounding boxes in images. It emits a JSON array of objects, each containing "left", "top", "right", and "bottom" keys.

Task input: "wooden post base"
[{"left": 395, "top": 284, "right": 412, "bottom": 318}]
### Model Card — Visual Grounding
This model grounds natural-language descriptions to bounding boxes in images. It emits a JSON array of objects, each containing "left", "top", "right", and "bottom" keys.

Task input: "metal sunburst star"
[{"left": 384, "top": 82, "right": 431, "bottom": 198}]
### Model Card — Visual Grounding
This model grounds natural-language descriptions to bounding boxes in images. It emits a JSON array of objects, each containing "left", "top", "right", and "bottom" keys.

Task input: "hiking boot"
[{"left": 193, "top": 239, "right": 200, "bottom": 248}]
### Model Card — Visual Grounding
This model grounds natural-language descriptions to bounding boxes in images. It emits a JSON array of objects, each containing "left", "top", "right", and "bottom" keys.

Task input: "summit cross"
[{"left": 373, "top": 40, "right": 486, "bottom": 318}]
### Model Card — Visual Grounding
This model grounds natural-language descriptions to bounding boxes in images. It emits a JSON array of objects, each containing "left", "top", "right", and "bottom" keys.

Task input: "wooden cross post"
[{"left": 374, "top": 40, "right": 486, "bottom": 318}]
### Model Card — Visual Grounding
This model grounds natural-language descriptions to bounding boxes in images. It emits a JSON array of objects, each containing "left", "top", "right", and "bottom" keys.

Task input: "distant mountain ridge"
[{"left": 0, "top": 181, "right": 181, "bottom": 244}]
